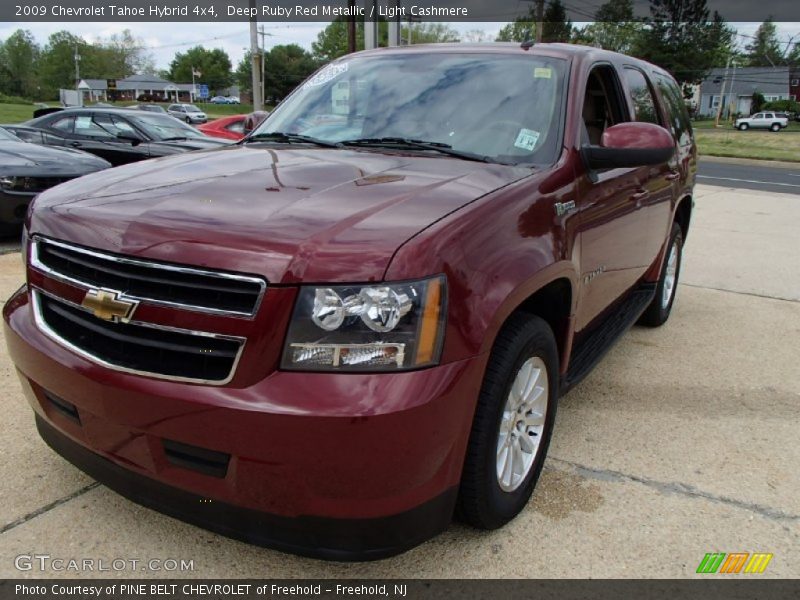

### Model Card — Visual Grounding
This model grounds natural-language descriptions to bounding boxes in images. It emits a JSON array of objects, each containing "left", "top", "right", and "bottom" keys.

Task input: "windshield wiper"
[
  {"left": 339, "top": 137, "right": 494, "bottom": 163},
  {"left": 243, "top": 132, "right": 340, "bottom": 148}
]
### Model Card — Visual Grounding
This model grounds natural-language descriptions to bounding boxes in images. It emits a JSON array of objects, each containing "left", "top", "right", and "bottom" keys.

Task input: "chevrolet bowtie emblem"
[{"left": 81, "top": 289, "right": 138, "bottom": 323}]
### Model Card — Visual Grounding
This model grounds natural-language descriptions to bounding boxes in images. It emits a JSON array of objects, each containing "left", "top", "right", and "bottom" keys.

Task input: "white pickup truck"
[{"left": 734, "top": 112, "right": 789, "bottom": 131}]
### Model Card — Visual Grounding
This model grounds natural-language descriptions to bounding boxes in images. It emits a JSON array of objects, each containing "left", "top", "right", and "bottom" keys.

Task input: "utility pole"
[
  {"left": 535, "top": 0, "right": 545, "bottom": 43},
  {"left": 249, "top": 0, "right": 263, "bottom": 112},
  {"left": 258, "top": 26, "right": 268, "bottom": 106},
  {"left": 74, "top": 44, "right": 82, "bottom": 107},
  {"left": 347, "top": 0, "right": 356, "bottom": 53},
  {"left": 727, "top": 62, "right": 738, "bottom": 121},
  {"left": 714, "top": 56, "right": 731, "bottom": 128}
]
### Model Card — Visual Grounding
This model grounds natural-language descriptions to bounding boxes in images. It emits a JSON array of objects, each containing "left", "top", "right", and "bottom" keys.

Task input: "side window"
[
  {"left": 13, "top": 129, "right": 44, "bottom": 143},
  {"left": 754, "top": 113, "right": 764, "bottom": 119},
  {"left": 73, "top": 115, "right": 114, "bottom": 138},
  {"left": 50, "top": 116, "right": 75, "bottom": 134},
  {"left": 225, "top": 121, "right": 245, "bottom": 134},
  {"left": 109, "top": 115, "right": 140, "bottom": 136},
  {"left": 624, "top": 68, "right": 661, "bottom": 125},
  {"left": 654, "top": 74, "right": 692, "bottom": 146},
  {"left": 582, "top": 65, "right": 628, "bottom": 145}
]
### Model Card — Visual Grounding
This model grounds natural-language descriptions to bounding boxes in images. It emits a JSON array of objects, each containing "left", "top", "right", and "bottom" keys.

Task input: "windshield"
[
  {"left": 254, "top": 52, "right": 566, "bottom": 164},
  {"left": 129, "top": 113, "right": 205, "bottom": 140},
  {"left": 0, "top": 127, "right": 20, "bottom": 141},
  {"left": 185, "top": 105, "right": 202, "bottom": 113}
]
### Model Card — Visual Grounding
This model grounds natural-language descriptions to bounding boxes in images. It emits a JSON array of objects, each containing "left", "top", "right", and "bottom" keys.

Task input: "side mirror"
[
  {"left": 582, "top": 122, "right": 675, "bottom": 170},
  {"left": 116, "top": 133, "right": 142, "bottom": 146}
]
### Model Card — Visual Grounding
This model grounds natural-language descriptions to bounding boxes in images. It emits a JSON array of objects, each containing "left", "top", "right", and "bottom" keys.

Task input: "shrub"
[{"left": 0, "top": 94, "right": 33, "bottom": 105}]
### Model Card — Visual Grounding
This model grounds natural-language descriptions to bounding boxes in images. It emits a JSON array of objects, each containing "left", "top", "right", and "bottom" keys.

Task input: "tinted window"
[
  {"left": 258, "top": 53, "right": 567, "bottom": 164},
  {"left": 225, "top": 121, "right": 245, "bottom": 133},
  {"left": 73, "top": 114, "right": 115, "bottom": 138},
  {"left": 624, "top": 68, "right": 661, "bottom": 125},
  {"left": 127, "top": 112, "right": 205, "bottom": 140},
  {"left": 654, "top": 74, "right": 692, "bottom": 146},
  {"left": 50, "top": 116, "right": 74, "bottom": 133},
  {"left": 0, "top": 127, "right": 22, "bottom": 141}
]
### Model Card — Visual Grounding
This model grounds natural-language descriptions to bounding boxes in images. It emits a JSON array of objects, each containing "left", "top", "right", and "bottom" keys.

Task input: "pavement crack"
[
  {"left": 549, "top": 457, "right": 800, "bottom": 524},
  {"left": 679, "top": 282, "right": 799, "bottom": 303},
  {"left": 0, "top": 482, "right": 100, "bottom": 535}
]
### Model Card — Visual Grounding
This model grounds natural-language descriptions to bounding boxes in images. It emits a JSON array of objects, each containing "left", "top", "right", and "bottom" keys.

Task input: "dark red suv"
[{"left": 4, "top": 43, "right": 695, "bottom": 560}]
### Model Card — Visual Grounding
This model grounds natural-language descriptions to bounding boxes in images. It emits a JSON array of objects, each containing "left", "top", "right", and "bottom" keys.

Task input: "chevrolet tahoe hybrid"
[{"left": 4, "top": 43, "right": 696, "bottom": 560}]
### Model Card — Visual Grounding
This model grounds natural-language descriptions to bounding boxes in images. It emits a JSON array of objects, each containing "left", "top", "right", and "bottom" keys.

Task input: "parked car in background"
[
  {"left": 134, "top": 104, "right": 167, "bottom": 114},
  {"left": 734, "top": 112, "right": 789, "bottom": 131},
  {"left": 167, "top": 103, "right": 208, "bottom": 124},
  {"left": 7, "top": 107, "right": 228, "bottom": 166},
  {"left": 197, "top": 115, "right": 247, "bottom": 140},
  {"left": 6, "top": 43, "right": 695, "bottom": 560},
  {"left": 198, "top": 112, "right": 269, "bottom": 141},
  {"left": 227, "top": 96, "right": 241, "bottom": 104},
  {"left": 209, "top": 96, "right": 230, "bottom": 104},
  {"left": 0, "top": 126, "right": 109, "bottom": 234}
]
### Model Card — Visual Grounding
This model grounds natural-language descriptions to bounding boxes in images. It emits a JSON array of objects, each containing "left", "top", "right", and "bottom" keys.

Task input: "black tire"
[
  {"left": 456, "top": 313, "right": 559, "bottom": 530},
  {"left": 770, "top": 123, "right": 780, "bottom": 132},
  {"left": 738, "top": 123, "right": 749, "bottom": 131},
  {"left": 639, "top": 221, "right": 683, "bottom": 327},
  {"left": 185, "top": 117, "right": 192, "bottom": 123}
]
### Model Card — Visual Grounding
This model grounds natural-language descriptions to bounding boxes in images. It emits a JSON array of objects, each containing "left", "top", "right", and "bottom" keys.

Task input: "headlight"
[{"left": 281, "top": 276, "right": 446, "bottom": 372}]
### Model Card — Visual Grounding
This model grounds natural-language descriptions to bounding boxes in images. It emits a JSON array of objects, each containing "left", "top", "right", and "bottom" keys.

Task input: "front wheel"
[
  {"left": 738, "top": 123, "right": 749, "bottom": 131},
  {"left": 185, "top": 117, "right": 192, "bottom": 123},
  {"left": 456, "top": 313, "right": 558, "bottom": 530},
  {"left": 639, "top": 221, "right": 683, "bottom": 327}
]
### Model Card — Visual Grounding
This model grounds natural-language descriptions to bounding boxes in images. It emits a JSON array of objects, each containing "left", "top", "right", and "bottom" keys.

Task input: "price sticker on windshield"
[{"left": 514, "top": 128, "right": 540, "bottom": 151}]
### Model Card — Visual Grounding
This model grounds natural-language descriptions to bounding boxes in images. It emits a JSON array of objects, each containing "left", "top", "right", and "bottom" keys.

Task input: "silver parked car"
[
  {"left": 734, "top": 112, "right": 789, "bottom": 131},
  {"left": 167, "top": 103, "right": 208, "bottom": 124}
]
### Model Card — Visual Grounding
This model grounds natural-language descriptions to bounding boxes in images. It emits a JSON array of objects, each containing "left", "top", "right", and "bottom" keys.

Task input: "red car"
[
  {"left": 197, "top": 114, "right": 247, "bottom": 140},
  {"left": 198, "top": 112, "right": 269, "bottom": 141},
  {"left": 5, "top": 43, "right": 695, "bottom": 560}
]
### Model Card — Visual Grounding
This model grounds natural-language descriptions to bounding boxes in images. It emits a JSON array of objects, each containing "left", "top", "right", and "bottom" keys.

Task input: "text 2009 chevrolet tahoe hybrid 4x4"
[{"left": 4, "top": 43, "right": 695, "bottom": 560}]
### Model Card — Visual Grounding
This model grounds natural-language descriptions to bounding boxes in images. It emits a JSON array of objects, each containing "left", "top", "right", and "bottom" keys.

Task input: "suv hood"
[{"left": 30, "top": 145, "right": 531, "bottom": 283}]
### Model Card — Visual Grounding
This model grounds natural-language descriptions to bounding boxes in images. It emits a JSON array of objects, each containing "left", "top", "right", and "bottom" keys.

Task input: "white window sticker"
[
  {"left": 534, "top": 67, "right": 552, "bottom": 79},
  {"left": 514, "top": 128, "right": 540, "bottom": 151},
  {"left": 304, "top": 62, "right": 349, "bottom": 89}
]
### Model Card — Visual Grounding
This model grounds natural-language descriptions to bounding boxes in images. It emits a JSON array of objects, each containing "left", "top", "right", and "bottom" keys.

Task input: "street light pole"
[{"left": 74, "top": 45, "right": 82, "bottom": 107}]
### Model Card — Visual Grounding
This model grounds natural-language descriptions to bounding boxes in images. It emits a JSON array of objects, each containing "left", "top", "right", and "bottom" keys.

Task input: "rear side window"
[
  {"left": 624, "top": 68, "right": 661, "bottom": 125},
  {"left": 654, "top": 74, "right": 692, "bottom": 146},
  {"left": 50, "top": 116, "right": 74, "bottom": 133}
]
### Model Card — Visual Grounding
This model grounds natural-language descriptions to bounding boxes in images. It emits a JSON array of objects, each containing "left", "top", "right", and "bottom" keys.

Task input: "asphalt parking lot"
[{"left": 0, "top": 182, "right": 797, "bottom": 579}]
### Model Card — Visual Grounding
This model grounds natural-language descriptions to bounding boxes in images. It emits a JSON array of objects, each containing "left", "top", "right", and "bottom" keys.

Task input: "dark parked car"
[
  {"left": 0, "top": 127, "right": 110, "bottom": 234},
  {"left": 5, "top": 43, "right": 695, "bottom": 559},
  {"left": 134, "top": 104, "right": 168, "bottom": 114},
  {"left": 6, "top": 108, "right": 228, "bottom": 166}
]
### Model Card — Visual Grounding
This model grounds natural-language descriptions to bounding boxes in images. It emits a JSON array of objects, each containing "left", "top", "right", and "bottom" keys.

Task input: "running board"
[{"left": 561, "top": 284, "right": 656, "bottom": 394}]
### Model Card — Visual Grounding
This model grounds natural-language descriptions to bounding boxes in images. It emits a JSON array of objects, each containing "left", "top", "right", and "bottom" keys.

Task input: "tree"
[
  {"left": 495, "top": 21, "right": 535, "bottom": 43},
  {"left": 168, "top": 46, "right": 232, "bottom": 93},
  {"left": 632, "top": 0, "right": 735, "bottom": 85},
  {"left": 462, "top": 29, "right": 491, "bottom": 43},
  {"left": 751, "top": 91, "right": 765, "bottom": 113},
  {"left": 0, "top": 29, "right": 40, "bottom": 98},
  {"left": 542, "top": 0, "right": 572, "bottom": 43},
  {"left": 495, "top": 0, "right": 570, "bottom": 43},
  {"left": 574, "top": 0, "right": 644, "bottom": 54},
  {"left": 262, "top": 44, "right": 319, "bottom": 103},
  {"left": 745, "top": 18, "right": 783, "bottom": 66},
  {"left": 103, "top": 29, "right": 156, "bottom": 76},
  {"left": 312, "top": 18, "right": 459, "bottom": 62}
]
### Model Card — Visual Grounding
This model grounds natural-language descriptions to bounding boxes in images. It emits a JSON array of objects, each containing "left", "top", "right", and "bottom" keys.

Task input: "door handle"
[
  {"left": 632, "top": 189, "right": 649, "bottom": 203},
  {"left": 665, "top": 170, "right": 681, "bottom": 181},
  {"left": 69, "top": 141, "right": 81, "bottom": 147}
]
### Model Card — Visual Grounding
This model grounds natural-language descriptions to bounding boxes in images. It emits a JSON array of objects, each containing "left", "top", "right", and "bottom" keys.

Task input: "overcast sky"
[{"left": 1, "top": 21, "right": 798, "bottom": 71}]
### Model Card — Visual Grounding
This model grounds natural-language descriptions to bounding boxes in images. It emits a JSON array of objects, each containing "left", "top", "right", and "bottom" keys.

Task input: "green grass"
[
  {"left": 694, "top": 128, "right": 800, "bottom": 162},
  {"left": 0, "top": 102, "right": 46, "bottom": 124}
]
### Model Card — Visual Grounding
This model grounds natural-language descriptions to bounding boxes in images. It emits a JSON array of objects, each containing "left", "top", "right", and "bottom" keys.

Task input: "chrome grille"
[
  {"left": 31, "top": 236, "right": 266, "bottom": 317},
  {"left": 32, "top": 290, "right": 245, "bottom": 385}
]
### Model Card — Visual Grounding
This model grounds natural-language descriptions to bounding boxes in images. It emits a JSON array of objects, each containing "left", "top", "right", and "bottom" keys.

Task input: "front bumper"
[{"left": 4, "top": 287, "right": 485, "bottom": 560}]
